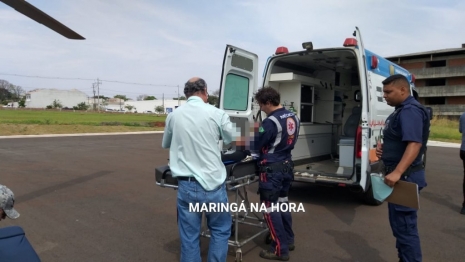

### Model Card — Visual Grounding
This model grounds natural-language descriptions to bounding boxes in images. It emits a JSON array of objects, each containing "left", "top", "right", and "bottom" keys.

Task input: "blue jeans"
[{"left": 177, "top": 180, "right": 231, "bottom": 262}]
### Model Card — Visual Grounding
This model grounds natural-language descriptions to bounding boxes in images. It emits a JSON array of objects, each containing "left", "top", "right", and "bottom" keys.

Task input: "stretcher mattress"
[{"left": 155, "top": 159, "right": 258, "bottom": 187}]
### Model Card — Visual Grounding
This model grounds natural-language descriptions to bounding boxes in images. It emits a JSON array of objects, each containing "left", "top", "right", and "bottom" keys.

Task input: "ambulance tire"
[{"left": 363, "top": 184, "right": 383, "bottom": 206}]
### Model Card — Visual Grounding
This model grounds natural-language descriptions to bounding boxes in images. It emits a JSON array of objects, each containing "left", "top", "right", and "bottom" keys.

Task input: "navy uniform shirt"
[
  {"left": 254, "top": 108, "right": 300, "bottom": 163},
  {"left": 382, "top": 96, "right": 429, "bottom": 168}
]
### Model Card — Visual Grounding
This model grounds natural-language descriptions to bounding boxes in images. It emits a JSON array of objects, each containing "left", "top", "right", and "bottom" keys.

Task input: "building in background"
[
  {"left": 124, "top": 99, "right": 187, "bottom": 113},
  {"left": 386, "top": 44, "right": 465, "bottom": 118},
  {"left": 25, "top": 89, "right": 88, "bottom": 109}
]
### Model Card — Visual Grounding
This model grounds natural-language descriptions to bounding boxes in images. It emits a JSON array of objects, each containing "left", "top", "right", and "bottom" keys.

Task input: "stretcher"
[{"left": 155, "top": 153, "right": 269, "bottom": 262}]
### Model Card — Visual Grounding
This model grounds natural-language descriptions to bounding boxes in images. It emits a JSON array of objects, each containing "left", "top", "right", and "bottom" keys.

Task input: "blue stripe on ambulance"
[{"left": 364, "top": 49, "right": 413, "bottom": 81}]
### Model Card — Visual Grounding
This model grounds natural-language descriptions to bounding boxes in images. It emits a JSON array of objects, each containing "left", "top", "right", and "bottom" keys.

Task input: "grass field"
[
  {"left": 0, "top": 109, "right": 166, "bottom": 135},
  {"left": 429, "top": 116, "right": 461, "bottom": 143},
  {"left": 0, "top": 109, "right": 462, "bottom": 143}
]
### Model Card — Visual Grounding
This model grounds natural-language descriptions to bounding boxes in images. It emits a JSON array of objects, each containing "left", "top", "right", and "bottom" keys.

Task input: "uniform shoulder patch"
[{"left": 259, "top": 126, "right": 265, "bottom": 133}]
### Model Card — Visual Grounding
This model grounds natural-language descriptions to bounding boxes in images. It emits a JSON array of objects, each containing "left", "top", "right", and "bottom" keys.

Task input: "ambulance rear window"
[{"left": 223, "top": 74, "right": 249, "bottom": 111}]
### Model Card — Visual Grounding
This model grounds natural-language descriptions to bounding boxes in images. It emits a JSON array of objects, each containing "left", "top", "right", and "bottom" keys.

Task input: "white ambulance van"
[{"left": 218, "top": 27, "right": 424, "bottom": 205}]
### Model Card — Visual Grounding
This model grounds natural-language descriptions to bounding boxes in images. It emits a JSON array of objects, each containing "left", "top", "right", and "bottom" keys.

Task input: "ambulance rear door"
[
  {"left": 354, "top": 27, "right": 370, "bottom": 191},
  {"left": 218, "top": 45, "right": 258, "bottom": 147}
]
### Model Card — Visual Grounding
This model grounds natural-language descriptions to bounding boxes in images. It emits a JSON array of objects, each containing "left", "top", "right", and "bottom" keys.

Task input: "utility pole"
[
  {"left": 177, "top": 85, "right": 180, "bottom": 106},
  {"left": 92, "top": 83, "right": 96, "bottom": 111},
  {"left": 96, "top": 78, "right": 102, "bottom": 112}
]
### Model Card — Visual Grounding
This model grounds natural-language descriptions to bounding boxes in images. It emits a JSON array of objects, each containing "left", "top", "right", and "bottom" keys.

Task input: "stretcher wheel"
[{"left": 265, "top": 232, "right": 272, "bottom": 244}]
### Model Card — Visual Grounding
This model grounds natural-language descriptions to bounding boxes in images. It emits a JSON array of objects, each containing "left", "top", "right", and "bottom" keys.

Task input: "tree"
[
  {"left": 155, "top": 105, "right": 164, "bottom": 114},
  {"left": 114, "top": 95, "right": 128, "bottom": 101},
  {"left": 18, "top": 96, "right": 26, "bottom": 108},
  {"left": 73, "top": 102, "right": 89, "bottom": 110},
  {"left": 125, "top": 104, "right": 134, "bottom": 111},
  {"left": 207, "top": 89, "right": 219, "bottom": 107},
  {"left": 52, "top": 99, "right": 63, "bottom": 109},
  {"left": 173, "top": 96, "right": 186, "bottom": 100},
  {"left": 144, "top": 96, "right": 157, "bottom": 100}
]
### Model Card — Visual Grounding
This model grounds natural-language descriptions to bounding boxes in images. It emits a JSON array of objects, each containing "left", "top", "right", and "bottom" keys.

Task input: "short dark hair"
[
  {"left": 382, "top": 74, "right": 409, "bottom": 88},
  {"left": 254, "top": 87, "right": 280, "bottom": 106},
  {"left": 184, "top": 78, "right": 207, "bottom": 97}
]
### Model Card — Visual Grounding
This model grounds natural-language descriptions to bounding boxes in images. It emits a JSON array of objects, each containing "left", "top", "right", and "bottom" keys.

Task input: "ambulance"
[{"left": 218, "top": 27, "right": 429, "bottom": 205}]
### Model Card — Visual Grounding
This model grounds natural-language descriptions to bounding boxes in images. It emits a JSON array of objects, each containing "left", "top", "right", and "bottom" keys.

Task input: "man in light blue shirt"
[
  {"left": 459, "top": 112, "right": 465, "bottom": 214},
  {"left": 162, "top": 77, "right": 240, "bottom": 262}
]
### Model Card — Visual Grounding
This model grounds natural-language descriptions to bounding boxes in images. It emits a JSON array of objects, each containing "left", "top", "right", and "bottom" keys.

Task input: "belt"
[
  {"left": 383, "top": 164, "right": 424, "bottom": 176},
  {"left": 259, "top": 161, "right": 294, "bottom": 173},
  {"left": 177, "top": 176, "right": 197, "bottom": 182}
]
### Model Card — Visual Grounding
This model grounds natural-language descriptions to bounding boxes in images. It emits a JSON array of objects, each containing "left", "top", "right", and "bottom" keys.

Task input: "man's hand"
[
  {"left": 384, "top": 170, "right": 402, "bottom": 187},
  {"left": 376, "top": 142, "right": 383, "bottom": 159}
]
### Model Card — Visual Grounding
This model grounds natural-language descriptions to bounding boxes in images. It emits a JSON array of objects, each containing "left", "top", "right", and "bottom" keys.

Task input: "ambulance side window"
[{"left": 223, "top": 74, "right": 249, "bottom": 111}]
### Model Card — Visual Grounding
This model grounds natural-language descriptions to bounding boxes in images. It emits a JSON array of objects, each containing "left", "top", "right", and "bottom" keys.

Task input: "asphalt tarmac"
[{"left": 1, "top": 134, "right": 464, "bottom": 261}]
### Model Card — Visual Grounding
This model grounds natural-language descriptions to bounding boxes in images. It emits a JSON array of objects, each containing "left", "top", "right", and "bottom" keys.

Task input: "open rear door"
[
  {"left": 218, "top": 45, "right": 258, "bottom": 147},
  {"left": 354, "top": 27, "right": 370, "bottom": 191}
]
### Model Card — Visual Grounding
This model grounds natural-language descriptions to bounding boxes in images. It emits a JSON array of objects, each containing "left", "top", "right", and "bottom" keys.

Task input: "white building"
[
  {"left": 26, "top": 89, "right": 88, "bottom": 109},
  {"left": 124, "top": 99, "right": 187, "bottom": 113}
]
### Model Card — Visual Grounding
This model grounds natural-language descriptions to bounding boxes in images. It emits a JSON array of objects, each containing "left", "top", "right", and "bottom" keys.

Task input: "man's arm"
[
  {"left": 253, "top": 119, "right": 277, "bottom": 152},
  {"left": 220, "top": 113, "right": 240, "bottom": 145},
  {"left": 161, "top": 114, "right": 173, "bottom": 148},
  {"left": 384, "top": 107, "right": 423, "bottom": 186}
]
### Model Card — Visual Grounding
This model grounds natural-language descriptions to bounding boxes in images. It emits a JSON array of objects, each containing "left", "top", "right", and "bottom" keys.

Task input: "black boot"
[{"left": 259, "top": 250, "right": 289, "bottom": 261}]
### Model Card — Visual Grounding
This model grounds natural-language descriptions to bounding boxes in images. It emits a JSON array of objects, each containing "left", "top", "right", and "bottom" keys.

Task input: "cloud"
[{"left": 0, "top": 0, "right": 464, "bottom": 99}]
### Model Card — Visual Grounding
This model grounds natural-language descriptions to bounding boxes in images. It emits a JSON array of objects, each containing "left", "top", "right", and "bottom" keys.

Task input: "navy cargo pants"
[
  {"left": 388, "top": 170, "right": 426, "bottom": 262},
  {"left": 259, "top": 166, "right": 294, "bottom": 257}
]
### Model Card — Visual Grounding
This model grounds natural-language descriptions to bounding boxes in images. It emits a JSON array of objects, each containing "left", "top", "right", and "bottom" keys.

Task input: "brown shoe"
[{"left": 259, "top": 250, "right": 289, "bottom": 261}]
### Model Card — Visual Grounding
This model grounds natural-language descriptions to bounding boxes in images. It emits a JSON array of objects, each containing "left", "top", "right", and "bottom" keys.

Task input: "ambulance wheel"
[
  {"left": 265, "top": 232, "right": 272, "bottom": 244},
  {"left": 363, "top": 184, "right": 383, "bottom": 206}
]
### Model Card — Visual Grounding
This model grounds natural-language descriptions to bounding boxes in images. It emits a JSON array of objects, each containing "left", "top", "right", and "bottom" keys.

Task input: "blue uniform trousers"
[
  {"left": 388, "top": 170, "right": 425, "bottom": 262},
  {"left": 259, "top": 170, "right": 294, "bottom": 257}
]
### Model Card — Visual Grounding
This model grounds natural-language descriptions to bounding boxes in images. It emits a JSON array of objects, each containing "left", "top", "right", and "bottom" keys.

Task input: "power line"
[{"left": 0, "top": 72, "right": 178, "bottom": 87}]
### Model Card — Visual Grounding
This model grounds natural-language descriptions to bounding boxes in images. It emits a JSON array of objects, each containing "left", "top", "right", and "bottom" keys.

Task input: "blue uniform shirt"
[
  {"left": 382, "top": 96, "right": 429, "bottom": 168},
  {"left": 254, "top": 108, "right": 300, "bottom": 163}
]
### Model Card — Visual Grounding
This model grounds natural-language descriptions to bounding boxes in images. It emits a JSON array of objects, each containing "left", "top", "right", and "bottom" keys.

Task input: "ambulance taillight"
[{"left": 371, "top": 56, "right": 378, "bottom": 69}]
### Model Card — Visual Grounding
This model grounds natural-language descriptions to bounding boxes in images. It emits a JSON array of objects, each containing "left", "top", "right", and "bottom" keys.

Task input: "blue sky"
[{"left": 0, "top": 0, "right": 464, "bottom": 99}]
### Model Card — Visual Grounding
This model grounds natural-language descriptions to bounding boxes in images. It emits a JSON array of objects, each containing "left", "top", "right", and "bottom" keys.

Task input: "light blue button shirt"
[{"left": 162, "top": 96, "right": 240, "bottom": 191}]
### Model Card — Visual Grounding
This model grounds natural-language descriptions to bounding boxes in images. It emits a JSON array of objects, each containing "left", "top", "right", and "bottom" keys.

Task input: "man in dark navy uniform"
[
  {"left": 376, "top": 74, "right": 430, "bottom": 262},
  {"left": 253, "top": 87, "right": 299, "bottom": 261}
]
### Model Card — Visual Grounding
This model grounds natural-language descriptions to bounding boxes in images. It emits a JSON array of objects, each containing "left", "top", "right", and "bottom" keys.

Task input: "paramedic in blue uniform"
[
  {"left": 376, "top": 74, "right": 430, "bottom": 262},
  {"left": 254, "top": 87, "right": 299, "bottom": 261},
  {"left": 162, "top": 77, "right": 241, "bottom": 262}
]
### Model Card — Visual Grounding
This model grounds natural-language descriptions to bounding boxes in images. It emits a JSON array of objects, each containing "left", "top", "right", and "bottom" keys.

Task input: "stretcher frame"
[{"left": 155, "top": 160, "right": 269, "bottom": 262}]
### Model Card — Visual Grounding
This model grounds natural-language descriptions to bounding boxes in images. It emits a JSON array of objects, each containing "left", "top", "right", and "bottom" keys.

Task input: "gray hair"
[{"left": 184, "top": 78, "right": 207, "bottom": 97}]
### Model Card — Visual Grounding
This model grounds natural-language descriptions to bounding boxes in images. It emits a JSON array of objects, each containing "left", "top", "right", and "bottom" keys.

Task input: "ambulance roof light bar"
[
  {"left": 343, "top": 38, "right": 357, "bottom": 47},
  {"left": 275, "top": 46, "right": 289, "bottom": 55}
]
